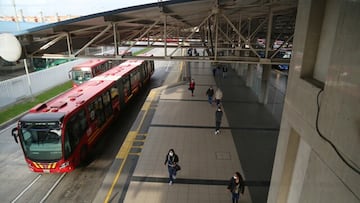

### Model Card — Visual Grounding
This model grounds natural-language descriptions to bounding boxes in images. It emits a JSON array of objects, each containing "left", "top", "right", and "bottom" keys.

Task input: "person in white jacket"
[{"left": 215, "top": 88, "right": 223, "bottom": 106}]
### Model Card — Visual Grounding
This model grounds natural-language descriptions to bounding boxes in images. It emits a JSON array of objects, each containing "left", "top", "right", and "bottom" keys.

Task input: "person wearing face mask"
[
  {"left": 215, "top": 106, "right": 223, "bottom": 135},
  {"left": 227, "top": 172, "right": 245, "bottom": 203},
  {"left": 164, "top": 149, "right": 179, "bottom": 185}
]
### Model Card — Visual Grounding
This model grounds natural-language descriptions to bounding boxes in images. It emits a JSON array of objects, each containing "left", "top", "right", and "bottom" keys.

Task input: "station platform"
[{"left": 94, "top": 61, "right": 281, "bottom": 203}]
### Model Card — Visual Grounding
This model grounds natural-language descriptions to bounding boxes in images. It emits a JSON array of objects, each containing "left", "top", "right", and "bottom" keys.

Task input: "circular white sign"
[{"left": 0, "top": 33, "right": 22, "bottom": 62}]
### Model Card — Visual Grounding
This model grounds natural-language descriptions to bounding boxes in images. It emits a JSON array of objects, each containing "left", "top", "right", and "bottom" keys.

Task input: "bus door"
[
  {"left": 140, "top": 63, "right": 147, "bottom": 81},
  {"left": 64, "top": 109, "right": 88, "bottom": 160}
]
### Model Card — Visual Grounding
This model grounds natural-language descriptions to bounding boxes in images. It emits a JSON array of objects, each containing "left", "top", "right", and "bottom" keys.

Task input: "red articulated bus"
[
  {"left": 69, "top": 51, "right": 132, "bottom": 87},
  {"left": 11, "top": 57, "right": 154, "bottom": 173}
]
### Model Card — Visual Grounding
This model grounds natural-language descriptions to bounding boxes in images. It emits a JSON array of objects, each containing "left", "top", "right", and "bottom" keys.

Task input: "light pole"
[{"left": 12, "top": 0, "right": 20, "bottom": 31}]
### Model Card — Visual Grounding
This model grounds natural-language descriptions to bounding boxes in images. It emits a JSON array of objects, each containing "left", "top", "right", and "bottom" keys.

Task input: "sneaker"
[
  {"left": 172, "top": 175, "right": 176, "bottom": 180},
  {"left": 217, "top": 130, "right": 220, "bottom": 134},
  {"left": 214, "top": 131, "right": 218, "bottom": 135},
  {"left": 169, "top": 181, "right": 173, "bottom": 185}
]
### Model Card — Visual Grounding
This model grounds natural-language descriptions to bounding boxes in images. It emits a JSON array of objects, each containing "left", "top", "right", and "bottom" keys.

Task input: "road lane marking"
[
  {"left": 11, "top": 175, "right": 42, "bottom": 203},
  {"left": 104, "top": 90, "right": 158, "bottom": 203}
]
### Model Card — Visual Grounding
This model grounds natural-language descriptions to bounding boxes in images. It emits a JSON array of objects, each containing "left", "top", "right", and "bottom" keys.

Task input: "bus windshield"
[
  {"left": 19, "top": 121, "right": 62, "bottom": 161},
  {"left": 71, "top": 69, "right": 92, "bottom": 85}
]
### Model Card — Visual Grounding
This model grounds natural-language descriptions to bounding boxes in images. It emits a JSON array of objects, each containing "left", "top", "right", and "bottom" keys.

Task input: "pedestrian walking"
[
  {"left": 215, "top": 106, "right": 223, "bottom": 135},
  {"left": 227, "top": 172, "right": 245, "bottom": 203},
  {"left": 189, "top": 79, "right": 195, "bottom": 96},
  {"left": 206, "top": 86, "right": 214, "bottom": 104},
  {"left": 164, "top": 149, "right": 180, "bottom": 185},
  {"left": 187, "top": 48, "right": 192, "bottom": 56},
  {"left": 214, "top": 88, "right": 223, "bottom": 106},
  {"left": 194, "top": 48, "right": 199, "bottom": 56}
]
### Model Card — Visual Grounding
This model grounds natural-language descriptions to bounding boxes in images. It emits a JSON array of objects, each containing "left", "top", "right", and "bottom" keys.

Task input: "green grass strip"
[
  {"left": 133, "top": 47, "right": 153, "bottom": 55},
  {"left": 0, "top": 81, "right": 72, "bottom": 125},
  {"left": 0, "top": 47, "right": 153, "bottom": 126}
]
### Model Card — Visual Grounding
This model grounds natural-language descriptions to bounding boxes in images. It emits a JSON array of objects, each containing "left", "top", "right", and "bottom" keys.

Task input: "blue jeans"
[
  {"left": 168, "top": 166, "right": 176, "bottom": 182},
  {"left": 208, "top": 96, "right": 213, "bottom": 104},
  {"left": 231, "top": 192, "right": 239, "bottom": 203}
]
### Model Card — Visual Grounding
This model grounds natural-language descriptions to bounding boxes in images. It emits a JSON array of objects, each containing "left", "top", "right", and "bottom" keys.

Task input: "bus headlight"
[{"left": 60, "top": 161, "right": 70, "bottom": 169}]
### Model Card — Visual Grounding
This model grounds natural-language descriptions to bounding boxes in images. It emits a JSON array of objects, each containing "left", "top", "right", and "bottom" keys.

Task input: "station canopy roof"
[{"left": 15, "top": 0, "right": 298, "bottom": 64}]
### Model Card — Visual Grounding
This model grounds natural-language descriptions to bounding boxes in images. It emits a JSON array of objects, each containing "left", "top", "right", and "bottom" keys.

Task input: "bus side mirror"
[{"left": 11, "top": 128, "right": 18, "bottom": 143}]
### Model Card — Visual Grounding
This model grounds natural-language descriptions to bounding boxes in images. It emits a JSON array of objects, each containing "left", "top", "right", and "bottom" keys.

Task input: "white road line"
[
  {"left": 40, "top": 173, "right": 66, "bottom": 203},
  {"left": 11, "top": 175, "right": 42, "bottom": 203}
]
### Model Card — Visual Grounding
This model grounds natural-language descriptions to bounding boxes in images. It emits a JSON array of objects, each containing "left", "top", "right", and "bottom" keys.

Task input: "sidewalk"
[
  {"left": 124, "top": 62, "right": 252, "bottom": 203},
  {"left": 97, "top": 61, "right": 281, "bottom": 203}
]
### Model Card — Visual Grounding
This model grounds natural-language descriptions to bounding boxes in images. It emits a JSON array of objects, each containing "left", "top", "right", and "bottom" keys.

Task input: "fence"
[{"left": 0, "top": 59, "right": 87, "bottom": 109}]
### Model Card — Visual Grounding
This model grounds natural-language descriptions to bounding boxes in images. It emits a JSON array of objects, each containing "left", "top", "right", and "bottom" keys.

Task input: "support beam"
[
  {"left": 66, "top": 33, "right": 72, "bottom": 56},
  {"left": 221, "top": 13, "right": 260, "bottom": 58},
  {"left": 169, "top": 12, "right": 213, "bottom": 56},
  {"left": 249, "top": 17, "right": 268, "bottom": 40},
  {"left": 218, "top": 26, "right": 234, "bottom": 45},
  {"left": 123, "top": 19, "right": 161, "bottom": 54},
  {"left": 270, "top": 35, "right": 293, "bottom": 59},
  {"left": 74, "top": 24, "right": 112, "bottom": 56},
  {"left": 31, "top": 33, "right": 66, "bottom": 55}
]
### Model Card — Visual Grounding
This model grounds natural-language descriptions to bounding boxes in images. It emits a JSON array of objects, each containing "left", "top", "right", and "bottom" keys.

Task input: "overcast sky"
[{"left": 0, "top": 0, "right": 158, "bottom": 16}]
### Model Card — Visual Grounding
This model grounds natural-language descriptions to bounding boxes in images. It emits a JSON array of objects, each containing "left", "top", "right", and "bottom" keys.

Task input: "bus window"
[
  {"left": 87, "top": 98, "right": 104, "bottom": 127},
  {"left": 88, "top": 102, "right": 96, "bottom": 122},
  {"left": 19, "top": 121, "right": 62, "bottom": 161},
  {"left": 84, "top": 71, "right": 92, "bottom": 80},
  {"left": 102, "top": 91, "right": 112, "bottom": 118},
  {"left": 71, "top": 69, "right": 92, "bottom": 85},
  {"left": 110, "top": 85, "right": 119, "bottom": 99},
  {"left": 123, "top": 76, "right": 131, "bottom": 97},
  {"left": 130, "top": 70, "right": 141, "bottom": 89}
]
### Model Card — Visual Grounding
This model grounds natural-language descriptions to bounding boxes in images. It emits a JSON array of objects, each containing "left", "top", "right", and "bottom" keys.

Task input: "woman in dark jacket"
[
  {"left": 227, "top": 172, "right": 245, "bottom": 203},
  {"left": 164, "top": 149, "right": 179, "bottom": 185}
]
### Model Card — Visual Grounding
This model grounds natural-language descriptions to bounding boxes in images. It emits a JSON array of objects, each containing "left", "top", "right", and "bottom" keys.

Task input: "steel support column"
[
  {"left": 113, "top": 23, "right": 119, "bottom": 55},
  {"left": 261, "top": 9, "right": 274, "bottom": 104},
  {"left": 66, "top": 32, "right": 72, "bottom": 56},
  {"left": 215, "top": 12, "right": 219, "bottom": 61},
  {"left": 164, "top": 14, "right": 167, "bottom": 57},
  {"left": 260, "top": 64, "right": 271, "bottom": 104}
]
